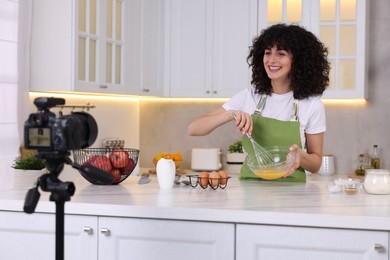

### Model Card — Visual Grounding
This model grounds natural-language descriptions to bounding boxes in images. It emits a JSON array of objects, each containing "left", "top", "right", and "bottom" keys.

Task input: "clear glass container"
[
  {"left": 355, "top": 153, "right": 371, "bottom": 176},
  {"left": 364, "top": 169, "right": 390, "bottom": 195}
]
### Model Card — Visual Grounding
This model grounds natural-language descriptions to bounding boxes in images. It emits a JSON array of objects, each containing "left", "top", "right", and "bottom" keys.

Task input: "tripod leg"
[{"left": 56, "top": 201, "right": 65, "bottom": 260}]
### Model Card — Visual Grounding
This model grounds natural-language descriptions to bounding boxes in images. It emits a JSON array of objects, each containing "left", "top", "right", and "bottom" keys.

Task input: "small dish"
[
  {"left": 327, "top": 182, "right": 342, "bottom": 193},
  {"left": 342, "top": 183, "right": 361, "bottom": 195}
]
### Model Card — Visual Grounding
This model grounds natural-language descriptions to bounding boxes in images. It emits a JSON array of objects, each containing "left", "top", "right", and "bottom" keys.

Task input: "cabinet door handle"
[
  {"left": 374, "top": 243, "right": 384, "bottom": 251},
  {"left": 142, "top": 89, "right": 150, "bottom": 92},
  {"left": 100, "top": 228, "right": 110, "bottom": 236},
  {"left": 206, "top": 90, "right": 210, "bottom": 94},
  {"left": 213, "top": 90, "right": 217, "bottom": 94},
  {"left": 99, "top": 85, "right": 108, "bottom": 89},
  {"left": 83, "top": 226, "right": 93, "bottom": 234}
]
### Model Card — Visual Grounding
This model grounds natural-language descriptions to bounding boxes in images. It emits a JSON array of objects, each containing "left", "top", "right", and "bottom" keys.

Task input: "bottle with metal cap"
[{"left": 371, "top": 145, "right": 380, "bottom": 169}]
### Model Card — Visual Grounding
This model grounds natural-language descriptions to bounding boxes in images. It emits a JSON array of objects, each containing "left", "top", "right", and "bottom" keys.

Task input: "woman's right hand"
[{"left": 231, "top": 110, "right": 253, "bottom": 136}]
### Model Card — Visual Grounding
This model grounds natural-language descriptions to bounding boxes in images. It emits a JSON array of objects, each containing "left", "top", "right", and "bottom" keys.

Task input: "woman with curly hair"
[{"left": 188, "top": 23, "right": 330, "bottom": 182}]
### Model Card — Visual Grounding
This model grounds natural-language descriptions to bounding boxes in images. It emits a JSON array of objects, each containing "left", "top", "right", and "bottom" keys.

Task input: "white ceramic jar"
[{"left": 364, "top": 169, "right": 390, "bottom": 195}]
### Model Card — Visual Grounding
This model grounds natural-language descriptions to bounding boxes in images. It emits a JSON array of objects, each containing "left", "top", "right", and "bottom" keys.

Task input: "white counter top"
[{"left": 1, "top": 163, "right": 390, "bottom": 231}]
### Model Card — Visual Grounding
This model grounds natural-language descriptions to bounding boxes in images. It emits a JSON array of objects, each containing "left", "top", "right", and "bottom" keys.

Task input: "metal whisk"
[
  {"left": 244, "top": 132, "right": 275, "bottom": 165},
  {"left": 233, "top": 114, "right": 275, "bottom": 165}
]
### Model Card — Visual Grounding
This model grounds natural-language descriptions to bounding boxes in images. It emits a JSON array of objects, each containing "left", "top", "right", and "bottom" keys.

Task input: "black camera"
[{"left": 24, "top": 97, "right": 98, "bottom": 153}]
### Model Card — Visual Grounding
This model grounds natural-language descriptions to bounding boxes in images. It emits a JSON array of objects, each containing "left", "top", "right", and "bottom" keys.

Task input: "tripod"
[{"left": 24, "top": 153, "right": 75, "bottom": 260}]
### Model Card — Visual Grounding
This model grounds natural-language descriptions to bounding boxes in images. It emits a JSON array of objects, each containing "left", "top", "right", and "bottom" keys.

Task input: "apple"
[
  {"left": 90, "top": 155, "right": 112, "bottom": 172},
  {"left": 121, "top": 158, "right": 135, "bottom": 176},
  {"left": 82, "top": 155, "right": 100, "bottom": 166},
  {"left": 109, "top": 149, "right": 129, "bottom": 168},
  {"left": 110, "top": 168, "right": 122, "bottom": 183}
]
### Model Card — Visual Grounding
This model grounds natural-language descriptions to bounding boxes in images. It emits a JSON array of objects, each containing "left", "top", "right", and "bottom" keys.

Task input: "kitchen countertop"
[{"left": 1, "top": 163, "right": 390, "bottom": 232}]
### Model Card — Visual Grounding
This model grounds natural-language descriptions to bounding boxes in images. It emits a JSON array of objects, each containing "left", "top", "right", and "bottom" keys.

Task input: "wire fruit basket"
[{"left": 73, "top": 148, "right": 139, "bottom": 185}]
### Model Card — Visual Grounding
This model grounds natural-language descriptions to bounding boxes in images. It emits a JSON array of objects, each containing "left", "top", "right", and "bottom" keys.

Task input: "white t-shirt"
[{"left": 222, "top": 86, "right": 326, "bottom": 150}]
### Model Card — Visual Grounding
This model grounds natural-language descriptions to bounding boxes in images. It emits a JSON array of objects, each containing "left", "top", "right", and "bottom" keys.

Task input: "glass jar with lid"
[{"left": 364, "top": 169, "right": 390, "bottom": 195}]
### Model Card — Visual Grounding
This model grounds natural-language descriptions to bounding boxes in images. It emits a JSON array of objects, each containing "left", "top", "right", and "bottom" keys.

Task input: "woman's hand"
[
  {"left": 286, "top": 144, "right": 301, "bottom": 177},
  {"left": 231, "top": 110, "right": 253, "bottom": 135}
]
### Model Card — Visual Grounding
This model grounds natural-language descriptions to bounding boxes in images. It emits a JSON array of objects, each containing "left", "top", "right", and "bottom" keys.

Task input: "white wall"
[{"left": 0, "top": 0, "right": 19, "bottom": 166}]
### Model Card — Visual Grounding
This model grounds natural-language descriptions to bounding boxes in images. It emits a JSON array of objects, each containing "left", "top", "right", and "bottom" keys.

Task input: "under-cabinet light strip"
[{"left": 30, "top": 92, "right": 367, "bottom": 105}]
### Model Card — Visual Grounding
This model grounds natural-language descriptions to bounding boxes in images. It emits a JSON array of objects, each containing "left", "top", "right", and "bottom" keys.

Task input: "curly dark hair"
[{"left": 247, "top": 23, "right": 330, "bottom": 99}]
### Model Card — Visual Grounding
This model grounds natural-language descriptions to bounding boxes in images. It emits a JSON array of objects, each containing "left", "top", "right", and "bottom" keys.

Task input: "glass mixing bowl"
[{"left": 245, "top": 146, "right": 296, "bottom": 180}]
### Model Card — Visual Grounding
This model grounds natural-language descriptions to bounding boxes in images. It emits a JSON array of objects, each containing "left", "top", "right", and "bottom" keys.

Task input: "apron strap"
[
  {"left": 254, "top": 95, "right": 267, "bottom": 115},
  {"left": 290, "top": 99, "right": 299, "bottom": 122},
  {"left": 254, "top": 94, "right": 299, "bottom": 122}
]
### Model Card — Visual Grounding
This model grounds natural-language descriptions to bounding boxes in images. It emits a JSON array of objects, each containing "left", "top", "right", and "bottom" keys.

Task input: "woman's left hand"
[{"left": 285, "top": 144, "right": 301, "bottom": 177}]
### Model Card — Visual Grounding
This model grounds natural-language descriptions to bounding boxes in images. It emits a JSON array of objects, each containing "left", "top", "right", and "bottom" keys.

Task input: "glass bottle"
[
  {"left": 371, "top": 145, "right": 380, "bottom": 169},
  {"left": 355, "top": 154, "right": 366, "bottom": 176}
]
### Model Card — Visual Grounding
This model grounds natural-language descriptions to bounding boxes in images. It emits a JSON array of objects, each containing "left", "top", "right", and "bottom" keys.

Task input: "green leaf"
[{"left": 228, "top": 140, "right": 243, "bottom": 153}]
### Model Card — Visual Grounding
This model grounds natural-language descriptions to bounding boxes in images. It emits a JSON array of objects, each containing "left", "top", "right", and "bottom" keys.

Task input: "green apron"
[{"left": 239, "top": 95, "right": 306, "bottom": 182}]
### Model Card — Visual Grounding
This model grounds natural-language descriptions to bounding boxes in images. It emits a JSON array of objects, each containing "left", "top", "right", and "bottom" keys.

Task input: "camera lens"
[{"left": 65, "top": 112, "right": 98, "bottom": 150}]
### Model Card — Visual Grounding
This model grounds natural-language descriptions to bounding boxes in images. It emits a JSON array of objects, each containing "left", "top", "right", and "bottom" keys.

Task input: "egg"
[
  {"left": 218, "top": 170, "right": 229, "bottom": 185},
  {"left": 209, "top": 171, "right": 220, "bottom": 188},
  {"left": 198, "top": 172, "right": 209, "bottom": 188}
]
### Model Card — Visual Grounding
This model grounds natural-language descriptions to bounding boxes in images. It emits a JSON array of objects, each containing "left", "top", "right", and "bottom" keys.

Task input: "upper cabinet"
[
  {"left": 126, "top": 0, "right": 166, "bottom": 96},
  {"left": 258, "top": 0, "right": 369, "bottom": 99},
  {"left": 30, "top": 0, "right": 368, "bottom": 99},
  {"left": 30, "top": 0, "right": 164, "bottom": 96},
  {"left": 167, "top": 0, "right": 257, "bottom": 98},
  {"left": 75, "top": 0, "right": 128, "bottom": 94}
]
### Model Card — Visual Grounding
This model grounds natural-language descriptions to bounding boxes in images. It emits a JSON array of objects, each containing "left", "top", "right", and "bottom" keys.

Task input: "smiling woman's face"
[{"left": 263, "top": 46, "right": 293, "bottom": 83}]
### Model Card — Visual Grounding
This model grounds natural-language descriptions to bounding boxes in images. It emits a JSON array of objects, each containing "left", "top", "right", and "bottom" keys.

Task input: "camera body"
[{"left": 24, "top": 97, "right": 98, "bottom": 153}]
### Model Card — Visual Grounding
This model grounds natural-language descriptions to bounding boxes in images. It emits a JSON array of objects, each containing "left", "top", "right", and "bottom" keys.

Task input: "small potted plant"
[
  {"left": 12, "top": 147, "right": 46, "bottom": 171},
  {"left": 227, "top": 140, "right": 245, "bottom": 164}
]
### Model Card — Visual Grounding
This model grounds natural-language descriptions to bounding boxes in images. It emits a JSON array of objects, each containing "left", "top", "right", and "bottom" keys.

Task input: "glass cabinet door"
[
  {"left": 258, "top": 0, "right": 368, "bottom": 99},
  {"left": 316, "top": 0, "right": 367, "bottom": 98},
  {"left": 105, "top": 0, "right": 123, "bottom": 87},
  {"left": 77, "top": 0, "right": 98, "bottom": 84},
  {"left": 258, "top": 0, "right": 311, "bottom": 28},
  {"left": 76, "top": 0, "right": 125, "bottom": 93}
]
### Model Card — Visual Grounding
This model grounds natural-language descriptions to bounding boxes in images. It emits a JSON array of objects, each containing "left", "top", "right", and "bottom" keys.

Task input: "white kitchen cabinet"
[
  {"left": 31, "top": 0, "right": 126, "bottom": 94},
  {"left": 30, "top": 0, "right": 165, "bottom": 96},
  {"left": 258, "top": 0, "right": 369, "bottom": 99},
  {"left": 167, "top": 0, "right": 257, "bottom": 98},
  {"left": 126, "top": 0, "right": 166, "bottom": 96},
  {"left": 0, "top": 211, "right": 234, "bottom": 260},
  {"left": 236, "top": 224, "right": 388, "bottom": 260},
  {"left": 0, "top": 211, "right": 97, "bottom": 260},
  {"left": 30, "top": 0, "right": 133, "bottom": 95},
  {"left": 98, "top": 217, "right": 235, "bottom": 260}
]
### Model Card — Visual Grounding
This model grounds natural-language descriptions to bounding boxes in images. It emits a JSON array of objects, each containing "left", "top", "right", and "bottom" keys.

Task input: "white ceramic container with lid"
[{"left": 364, "top": 169, "right": 390, "bottom": 195}]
